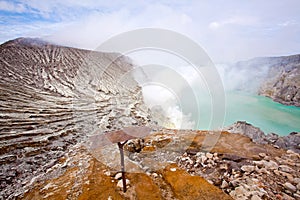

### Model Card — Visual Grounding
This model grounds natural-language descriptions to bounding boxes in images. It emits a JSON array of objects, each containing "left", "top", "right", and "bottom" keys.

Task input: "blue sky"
[{"left": 0, "top": 0, "right": 300, "bottom": 62}]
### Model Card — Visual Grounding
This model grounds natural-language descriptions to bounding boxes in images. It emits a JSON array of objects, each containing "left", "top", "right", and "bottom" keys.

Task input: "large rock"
[
  {"left": 225, "top": 121, "right": 268, "bottom": 144},
  {"left": 225, "top": 121, "right": 300, "bottom": 153}
]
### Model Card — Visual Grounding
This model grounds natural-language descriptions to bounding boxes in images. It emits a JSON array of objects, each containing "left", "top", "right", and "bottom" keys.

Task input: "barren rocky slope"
[{"left": 0, "top": 38, "right": 150, "bottom": 199}]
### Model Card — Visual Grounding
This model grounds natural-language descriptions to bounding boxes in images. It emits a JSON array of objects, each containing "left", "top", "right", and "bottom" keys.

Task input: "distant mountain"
[
  {"left": 0, "top": 37, "right": 151, "bottom": 198},
  {"left": 220, "top": 54, "right": 300, "bottom": 106}
]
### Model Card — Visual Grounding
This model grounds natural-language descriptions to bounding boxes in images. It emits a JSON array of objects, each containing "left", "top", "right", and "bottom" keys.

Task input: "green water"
[{"left": 223, "top": 92, "right": 300, "bottom": 136}]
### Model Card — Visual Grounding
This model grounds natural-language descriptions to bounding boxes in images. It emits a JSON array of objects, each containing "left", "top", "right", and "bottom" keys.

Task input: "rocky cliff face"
[
  {"left": 0, "top": 38, "right": 150, "bottom": 198},
  {"left": 255, "top": 55, "right": 300, "bottom": 106},
  {"left": 231, "top": 54, "right": 300, "bottom": 106}
]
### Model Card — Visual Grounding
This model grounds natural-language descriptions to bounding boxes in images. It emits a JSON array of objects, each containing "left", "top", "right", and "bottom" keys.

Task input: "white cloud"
[
  {"left": 1, "top": 0, "right": 300, "bottom": 63},
  {"left": 209, "top": 16, "right": 258, "bottom": 30},
  {"left": 278, "top": 20, "right": 297, "bottom": 27},
  {"left": 46, "top": 4, "right": 196, "bottom": 50},
  {"left": 0, "top": 1, "right": 26, "bottom": 12},
  {"left": 209, "top": 22, "right": 220, "bottom": 29}
]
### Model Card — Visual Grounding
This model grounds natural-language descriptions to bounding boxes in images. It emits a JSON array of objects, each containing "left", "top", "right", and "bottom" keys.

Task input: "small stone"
[
  {"left": 233, "top": 173, "right": 240, "bottom": 178},
  {"left": 152, "top": 173, "right": 158, "bottom": 178},
  {"left": 253, "top": 161, "right": 264, "bottom": 167},
  {"left": 264, "top": 160, "right": 278, "bottom": 170},
  {"left": 279, "top": 165, "right": 294, "bottom": 173},
  {"left": 283, "top": 158, "right": 298, "bottom": 166},
  {"left": 273, "top": 170, "right": 280, "bottom": 176},
  {"left": 187, "top": 157, "right": 194, "bottom": 165},
  {"left": 280, "top": 171, "right": 293, "bottom": 180},
  {"left": 264, "top": 156, "right": 271, "bottom": 161},
  {"left": 241, "top": 165, "right": 255, "bottom": 173},
  {"left": 221, "top": 180, "right": 229, "bottom": 189},
  {"left": 170, "top": 168, "right": 176, "bottom": 172},
  {"left": 206, "top": 152, "right": 213, "bottom": 159},
  {"left": 213, "top": 156, "right": 219, "bottom": 161},
  {"left": 108, "top": 196, "right": 113, "bottom": 200},
  {"left": 213, "top": 152, "right": 218, "bottom": 157},
  {"left": 287, "top": 150, "right": 295, "bottom": 154},
  {"left": 146, "top": 172, "right": 151, "bottom": 176},
  {"left": 257, "top": 168, "right": 269, "bottom": 174},
  {"left": 252, "top": 155, "right": 260, "bottom": 160},
  {"left": 196, "top": 152, "right": 204, "bottom": 157},
  {"left": 181, "top": 157, "right": 187, "bottom": 161},
  {"left": 230, "top": 180, "right": 240, "bottom": 187},
  {"left": 115, "top": 173, "right": 122, "bottom": 180},
  {"left": 104, "top": 171, "right": 111, "bottom": 176},
  {"left": 296, "top": 182, "right": 300, "bottom": 190},
  {"left": 251, "top": 194, "right": 262, "bottom": 200},
  {"left": 293, "top": 178, "right": 300, "bottom": 184},
  {"left": 275, "top": 157, "right": 283, "bottom": 163},
  {"left": 294, "top": 193, "right": 300, "bottom": 199},
  {"left": 117, "top": 179, "right": 130, "bottom": 188},
  {"left": 284, "top": 182, "right": 297, "bottom": 193},
  {"left": 282, "top": 193, "right": 295, "bottom": 200},
  {"left": 234, "top": 186, "right": 248, "bottom": 196},
  {"left": 201, "top": 155, "right": 207, "bottom": 163},
  {"left": 287, "top": 175, "right": 294, "bottom": 183},
  {"left": 259, "top": 153, "right": 266, "bottom": 158},
  {"left": 220, "top": 163, "right": 228, "bottom": 170}
]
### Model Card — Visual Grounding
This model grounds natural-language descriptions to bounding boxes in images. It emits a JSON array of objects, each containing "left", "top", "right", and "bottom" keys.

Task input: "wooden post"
[{"left": 117, "top": 141, "right": 127, "bottom": 193}]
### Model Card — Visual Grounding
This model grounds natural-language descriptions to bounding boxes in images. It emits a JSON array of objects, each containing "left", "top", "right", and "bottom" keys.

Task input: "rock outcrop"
[
  {"left": 257, "top": 55, "right": 300, "bottom": 106},
  {"left": 0, "top": 38, "right": 150, "bottom": 199},
  {"left": 225, "top": 121, "right": 300, "bottom": 153}
]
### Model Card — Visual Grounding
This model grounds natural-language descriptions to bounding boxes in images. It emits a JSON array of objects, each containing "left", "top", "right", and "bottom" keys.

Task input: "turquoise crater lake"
[{"left": 222, "top": 92, "right": 300, "bottom": 136}]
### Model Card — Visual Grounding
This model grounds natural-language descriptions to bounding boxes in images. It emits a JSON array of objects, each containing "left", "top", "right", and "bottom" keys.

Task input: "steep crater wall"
[
  {"left": 0, "top": 38, "right": 150, "bottom": 198},
  {"left": 232, "top": 54, "right": 300, "bottom": 106}
]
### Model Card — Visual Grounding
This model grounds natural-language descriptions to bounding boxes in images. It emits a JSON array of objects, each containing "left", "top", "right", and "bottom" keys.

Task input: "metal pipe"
[{"left": 118, "top": 141, "right": 127, "bottom": 193}]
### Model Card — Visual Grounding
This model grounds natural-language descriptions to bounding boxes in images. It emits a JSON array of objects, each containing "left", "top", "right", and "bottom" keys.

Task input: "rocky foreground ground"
[
  {"left": 15, "top": 129, "right": 300, "bottom": 200},
  {"left": 1, "top": 38, "right": 299, "bottom": 200}
]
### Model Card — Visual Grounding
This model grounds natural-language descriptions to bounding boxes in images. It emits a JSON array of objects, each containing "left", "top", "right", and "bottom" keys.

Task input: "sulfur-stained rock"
[{"left": 162, "top": 164, "right": 233, "bottom": 200}]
